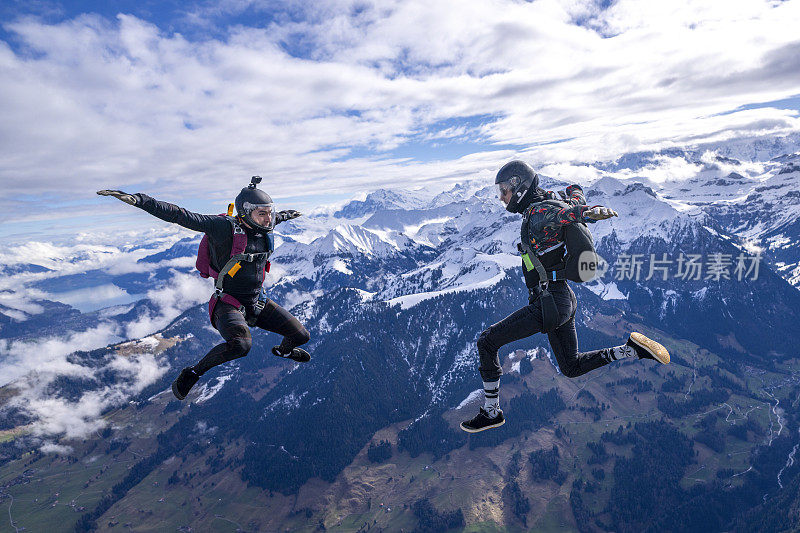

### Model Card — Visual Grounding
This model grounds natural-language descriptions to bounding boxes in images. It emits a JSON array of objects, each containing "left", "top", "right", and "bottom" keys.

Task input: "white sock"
[{"left": 483, "top": 380, "right": 500, "bottom": 418}]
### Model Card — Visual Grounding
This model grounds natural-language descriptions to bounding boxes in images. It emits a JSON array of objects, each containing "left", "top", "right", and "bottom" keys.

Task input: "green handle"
[{"left": 522, "top": 253, "right": 535, "bottom": 272}]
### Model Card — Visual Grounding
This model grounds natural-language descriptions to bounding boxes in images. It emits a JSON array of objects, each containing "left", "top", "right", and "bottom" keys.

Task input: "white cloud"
[
  {"left": 46, "top": 283, "right": 133, "bottom": 311},
  {"left": 0, "top": 227, "right": 194, "bottom": 316},
  {"left": 125, "top": 270, "right": 211, "bottom": 339},
  {"left": 3, "top": 328, "right": 172, "bottom": 442},
  {"left": 0, "top": 322, "right": 122, "bottom": 386},
  {"left": 0, "top": 227, "right": 189, "bottom": 273},
  {"left": 107, "top": 350, "right": 168, "bottom": 391},
  {"left": 20, "top": 391, "right": 112, "bottom": 439},
  {"left": 1, "top": 267, "right": 208, "bottom": 385},
  {"left": 1, "top": 0, "right": 798, "bottom": 233},
  {"left": 39, "top": 442, "right": 74, "bottom": 455},
  {"left": 538, "top": 162, "right": 605, "bottom": 186},
  {"left": 0, "top": 246, "right": 211, "bottom": 444},
  {"left": 0, "top": 290, "right": 46, "bottom": 316}
]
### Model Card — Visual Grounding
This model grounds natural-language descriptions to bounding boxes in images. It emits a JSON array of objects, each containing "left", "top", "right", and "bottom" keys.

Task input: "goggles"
[
  {"left": 243, "top": 201, "right": 274, "bottom": 215},
  {"left": 497, "top": 182, "right": 514, "bottom": 196}
]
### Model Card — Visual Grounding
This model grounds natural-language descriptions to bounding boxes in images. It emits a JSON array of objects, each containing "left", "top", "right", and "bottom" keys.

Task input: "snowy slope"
[{"left": 4, "top": 134, "right": 800, "bottom": 489}]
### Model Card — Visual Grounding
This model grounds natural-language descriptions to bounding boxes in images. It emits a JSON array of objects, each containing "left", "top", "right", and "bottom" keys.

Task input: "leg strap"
[
  {"left": 530, "top": 285, "right": 559, "bottom": 333},
  {"left": 208, "top": 292, "right": 245, "bottom": 325}
]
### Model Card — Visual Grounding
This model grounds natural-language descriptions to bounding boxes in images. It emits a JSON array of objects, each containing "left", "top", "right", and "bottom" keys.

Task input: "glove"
[
  {"left": 276, "top": 209, "right": 302, "bottom": 224},
  {"left": 583, "top": 206, "right": 618, "bottom": 221},
  {"left": 97, "top": 190, "right": 138, "bottom": 206}
]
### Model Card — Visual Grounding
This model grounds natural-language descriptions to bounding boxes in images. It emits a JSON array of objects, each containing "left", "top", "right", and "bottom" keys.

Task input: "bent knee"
[
  {"left": 228, "top": 335, "right": 252, "bottom": 356},
  {"left": 293, "top": 326, "right": 310, "bottom": 346},
  {"left": 477, "top": 328, "right": 494, "bottom": 352},
  {"left": 560, "top": 366, "right": 581, "bottom": 379}
]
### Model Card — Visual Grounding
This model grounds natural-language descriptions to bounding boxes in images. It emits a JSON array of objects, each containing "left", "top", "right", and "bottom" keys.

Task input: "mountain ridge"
[{"left": 1, "top": 138, "right": 799, "bottom": 531}]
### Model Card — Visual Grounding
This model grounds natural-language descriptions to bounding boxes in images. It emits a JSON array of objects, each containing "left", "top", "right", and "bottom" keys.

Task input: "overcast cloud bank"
[{"left": 1, "top": 0, "right": 799, "bottom": 238}]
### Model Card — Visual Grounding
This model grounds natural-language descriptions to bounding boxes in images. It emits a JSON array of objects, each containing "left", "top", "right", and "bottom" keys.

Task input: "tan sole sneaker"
[{"left": 629, "top": 332, "right": 670, "bottom": 364}]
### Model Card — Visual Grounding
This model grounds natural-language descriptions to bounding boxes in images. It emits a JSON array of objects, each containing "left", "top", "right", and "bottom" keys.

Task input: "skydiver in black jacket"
[
  {"left": 461, "top": 161, "right": 670, "bottom": 433},
  {"left": 98, "top": 178, "right": 310, "bottom": 400}
]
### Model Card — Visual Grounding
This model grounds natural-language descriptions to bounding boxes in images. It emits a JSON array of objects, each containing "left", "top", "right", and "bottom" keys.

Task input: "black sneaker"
[
  {"left": 460, "top": 408, "right": 505, "bottom": 433},
  {"left": 627, "top": 332, "right": 670, "bottom": 364},
  {"left": 271, "top": 346, "right": 311, "bottom": 363},
  {"left": 171, "top": 367, "right": 200, "bottom": 400}
]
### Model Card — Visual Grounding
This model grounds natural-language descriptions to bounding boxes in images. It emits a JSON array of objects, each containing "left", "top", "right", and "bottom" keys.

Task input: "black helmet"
[
  {"left": 495, "top": 160, "right": 539, "bottom": 213},
  {"left": 235, "top": 176, "right": 275, "bottom": 232}
]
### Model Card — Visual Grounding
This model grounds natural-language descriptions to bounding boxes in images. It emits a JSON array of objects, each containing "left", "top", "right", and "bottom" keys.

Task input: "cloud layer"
[
  {"left": 1, "top": 0, "right": 799, "bottom": 236},
  {"left": 0, "top": 271, "right": 202, "bottom": 444},
  {"left": 0, "top": 231, "right": 210, "bottom": 444}
]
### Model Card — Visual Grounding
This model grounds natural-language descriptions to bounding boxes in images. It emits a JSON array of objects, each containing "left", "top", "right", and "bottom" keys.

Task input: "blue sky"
[{"left": 1, "top": 0, "right": 799, "bottom": 243}]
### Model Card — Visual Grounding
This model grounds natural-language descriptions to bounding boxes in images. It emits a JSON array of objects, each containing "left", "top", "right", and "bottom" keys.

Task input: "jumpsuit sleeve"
[
  {"left": 553, "top": 203, "right": 591, "bottom": 226},
  {"left": 133, "top": 193, "right": 229, "bottom": 235},
  {"left": 564, "top": 184, "right": 587, "bottom": 207}
]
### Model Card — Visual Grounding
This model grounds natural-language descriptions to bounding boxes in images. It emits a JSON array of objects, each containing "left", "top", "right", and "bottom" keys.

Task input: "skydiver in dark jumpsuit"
[
  {"left": 461, "top": 161, "right": 670, "bottom": 433},
  {"left": 98, "top": 179, "right": 311, "bottom": 400}
]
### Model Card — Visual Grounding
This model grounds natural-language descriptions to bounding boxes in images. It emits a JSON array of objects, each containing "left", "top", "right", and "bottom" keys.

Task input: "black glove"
[
  {"left": 276, "top": 209, "right": 302, "bottom": 224},
  {"left": 97, "top": 190, "right": 138, "bottom": 206}
]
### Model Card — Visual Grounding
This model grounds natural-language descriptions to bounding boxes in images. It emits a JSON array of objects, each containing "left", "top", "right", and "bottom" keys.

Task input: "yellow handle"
[
  {"left": 228, "top": 262, "right": 242, "bottom": 277},
  {"left": 227, "top": 203, "right": 234, "bottom": 216}
]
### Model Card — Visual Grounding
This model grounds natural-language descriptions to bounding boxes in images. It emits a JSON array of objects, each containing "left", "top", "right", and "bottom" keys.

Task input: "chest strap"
[{"left": 213, "top": 252, "right": 270, "bottom": 292}]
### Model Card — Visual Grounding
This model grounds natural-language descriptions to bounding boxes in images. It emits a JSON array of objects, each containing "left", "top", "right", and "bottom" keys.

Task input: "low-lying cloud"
[
  {"left": 0, "top": 239, "right": 212, "bottom": 445},
  {"left": 0, "top": 319, "right": 163, "bottom": 441},
  {"left": 125, "top": 270, "right": 210, "bottom": 339}
]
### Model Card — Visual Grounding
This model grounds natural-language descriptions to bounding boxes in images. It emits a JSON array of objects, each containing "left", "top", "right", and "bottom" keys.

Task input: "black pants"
[
  {"left": 478, "top": 281, "right": 610, "bottom": 382},
  {"left": 193, "top": 299, "right": 310, "bottom": 376}
]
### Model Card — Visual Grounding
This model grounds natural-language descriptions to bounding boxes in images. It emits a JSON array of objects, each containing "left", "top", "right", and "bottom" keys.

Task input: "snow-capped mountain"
[
  {"left": 701, "top": 155, "right": 800, "bottom": 286},
  {"left": 1, "top": 136, "right": 800, "bottom": 532},
  {"left": 3, "top": 140, "right": 800, "bottom": 401}
]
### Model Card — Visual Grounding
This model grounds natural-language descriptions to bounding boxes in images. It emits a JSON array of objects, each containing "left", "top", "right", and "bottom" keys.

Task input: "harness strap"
[
  {"left": 208, "top": 290, "right": 265, "bottom": 327},
  {"left": 520, "top": 207, "right": 563, "bottom": 333},
  {"left": 208, "top": 292, "right": 245, "bottom": 324},
  {"left": 521, "top": 249, "right": 560, "bottom": 333},
  {"left": 536, "top": 241, "right": 565, "bottom": 255},
  {"left": 213, "top": 252, "right": 270, "bottom": 292},
  {"left": 247, "top": 296, "right": 266, "bottom": 327},
  {"left": 231, "top": 220, "right": 247, "bottom": 254},
  {"left": 204, "top": 217, "right": 272, "bottom": 326}
]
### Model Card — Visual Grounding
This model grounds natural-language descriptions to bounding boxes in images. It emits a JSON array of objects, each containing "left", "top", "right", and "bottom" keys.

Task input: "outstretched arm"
[
  {"left": 529, "top": 202, "right": 616, "bottom": 237},
  {"left": 560, "top": 184, "right": 617, "bottom": 222},
  {"left": 554, "top": 203, "right": 617, "bottom": 224},
  {"left": 97, "top": 190, "right": 225, "bottom": 234},
  {"left": 545, "top": 203, "right": 592, "bottom": 226}
]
